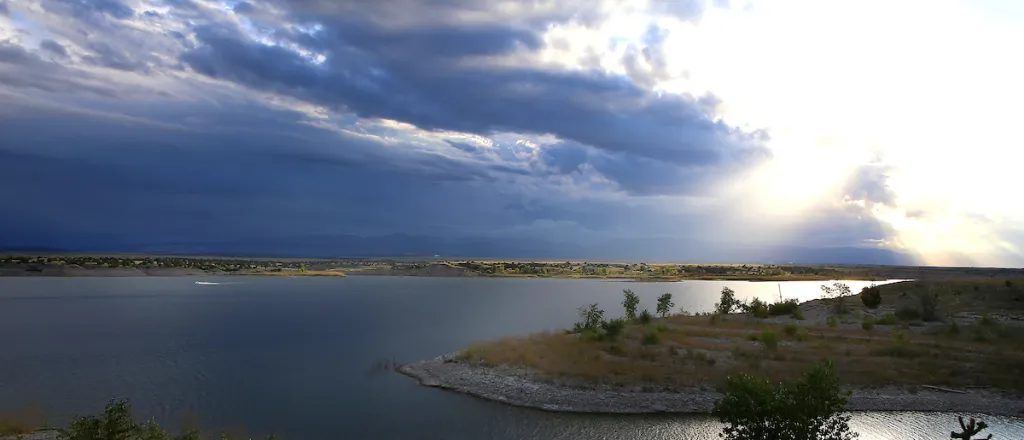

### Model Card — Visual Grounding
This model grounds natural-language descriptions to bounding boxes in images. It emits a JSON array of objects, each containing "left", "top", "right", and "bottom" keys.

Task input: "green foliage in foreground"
[
  {"left": 58, "top": 400, "right": 274, "bottom": 440},
  {"left": 712, "top": 361, "right": 856, "bottom": 440}
]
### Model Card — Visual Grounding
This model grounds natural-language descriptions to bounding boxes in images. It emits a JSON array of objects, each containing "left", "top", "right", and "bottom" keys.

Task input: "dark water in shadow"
[{"left": 0, "top": 276, "right": 1021, "bottom": 439}]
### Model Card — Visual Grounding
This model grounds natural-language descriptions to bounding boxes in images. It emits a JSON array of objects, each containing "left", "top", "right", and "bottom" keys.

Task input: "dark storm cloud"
[
  {"left": 540, "top": 142, "right": 589, "bottom": 174},
  {"left": 445, "top": 140, "right": 479, "bottom": 153},
  {"left": 40, "top": 39, "right": 69, "bottom": 57},
  {"left": 180, "top": 16, "right": 767, "bottom": 174},
  {"left": 0, "top": 42, "right": 122, "bottom": 97},
  {"left": 0, "top": 0, "right": 915, "bottom": 263}
]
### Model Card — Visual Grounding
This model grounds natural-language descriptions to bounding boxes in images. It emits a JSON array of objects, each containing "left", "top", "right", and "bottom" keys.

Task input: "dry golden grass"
[
  {"left": 461, "top": 314, "right": 1024, "bottom": 391},
  {"left": 0, "top": 404, "right": 47, "bottom": 436}
]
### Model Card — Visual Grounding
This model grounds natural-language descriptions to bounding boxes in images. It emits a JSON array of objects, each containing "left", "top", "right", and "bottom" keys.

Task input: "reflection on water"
[{"left": 0, "top": 276, "right": 1019, "bottom": 440}]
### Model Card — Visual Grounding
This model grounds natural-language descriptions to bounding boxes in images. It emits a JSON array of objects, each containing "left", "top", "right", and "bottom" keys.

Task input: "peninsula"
[{"left": 400, "top": 278, "right": 1024, "bottom": 416}]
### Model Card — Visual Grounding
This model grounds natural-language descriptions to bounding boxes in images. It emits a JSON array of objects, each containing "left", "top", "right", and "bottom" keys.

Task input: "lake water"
[{"left": 1, "top": 276, "right": 1021, "bottom": 439}]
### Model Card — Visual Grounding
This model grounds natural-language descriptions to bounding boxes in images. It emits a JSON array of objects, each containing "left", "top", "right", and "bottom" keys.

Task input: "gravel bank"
[{"left": 399, "top": 354, "right": 1024, "bottom": 416}]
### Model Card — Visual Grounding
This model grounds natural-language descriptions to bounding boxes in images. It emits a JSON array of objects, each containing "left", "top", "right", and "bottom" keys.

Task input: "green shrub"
[
  {"left": 791, "top": 306, "right": 805, "bottom": 320},
  {"left": 712, "top": 361, "right": 854, "bottom": 440},
  {"left": 642, "top": 329, "right": 660, "bottom": 345},
  {"left": 759, "top": 331, "right": 778, "bottom": 351},
  {"left": 871, "top": 344, "right": 922, "bottom": 358},
  {"left": 622, "top": 289, "right": 640, "bottom": 321},
  {"left": 861, "top": 317, "right": 875, "bottom": 331},
  {"left": 820, "top": 282, "right": 852, "bottom": 315},
  {"left": 57, "top": 399, "right": 274, "bottom": 440},
  {"left": 875, "top": 313, "right": 898, "bottom": 325},
  {"left": 895, "top": 305, "right": 921, "bottom": 321},
  {"left": 768, "top": 299, "right": 800, "bottom": 316},
  {"left": 715, "top": 287, "right": 741, "bottom": 314},
  {"left": 860, "top": 285, "right": 882, "bottom": 309},
  {"left": 948, "top": 320, "right": 961, "bottom": 335},
  {"left": 918, "top": 290, "right": 942, "bottom": 322},
  {"left": 746, "top": 297, "right": 769, "bottom": 319},
  {"left": 783, "top": 324, "right": 799, "bottom": 337},
  {"left": 638, "top": 309, "right": 653, "bottom": 324},
  {"left": 826, "top": 315, "right": 838, "bottom": 328},
  {"left": 600, "top": 318, "right": 626, "bottom": 340},
  {"left": 792, "top": 327, "right": 809, "bottom": 341},
  {"left": 980, "top": 314, "right": 997, "bottom": 327},
  {"left": 656, "top": 293, "right": 674, "bottom": 318},
  {"left": 571, "top": 303, "right": 605, "bottom": 333}
]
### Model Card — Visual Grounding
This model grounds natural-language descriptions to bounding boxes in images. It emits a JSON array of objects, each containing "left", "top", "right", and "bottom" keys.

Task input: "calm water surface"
[{"left": 0, "top": 277, "right": 1021, "bottom": 439}]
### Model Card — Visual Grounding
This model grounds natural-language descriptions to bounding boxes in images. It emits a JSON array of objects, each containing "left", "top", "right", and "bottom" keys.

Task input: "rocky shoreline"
[{"left": 398, "top": 354, "right": 1024, "bottom": 416}]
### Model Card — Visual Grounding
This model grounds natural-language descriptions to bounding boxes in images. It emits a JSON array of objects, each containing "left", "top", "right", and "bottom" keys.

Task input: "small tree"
[
  {"left": 622, "top": 289, "right": 640, "bottom": 321},
  {"left": 656, "top": 293, "right": 674, "bottom": 318},
  {"left": 715, "top": 287, "right": 740, "bottom": 315},
  {"left": 712, "top": 361, "right": 855, "bottom": 440},
  {"left": 860, "top": 285, "right": 882, "bottom": 309},
  {"left": 821, "top": 282, "right": 852, "bottom": 314},
  {"left": 573, "top": 303, "right": 604, "bottom": 332}
]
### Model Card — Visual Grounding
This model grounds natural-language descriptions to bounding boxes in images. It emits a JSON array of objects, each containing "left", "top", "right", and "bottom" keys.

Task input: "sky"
[{"left": 0, "top": 0, "right": 1021, "bottom": 265}]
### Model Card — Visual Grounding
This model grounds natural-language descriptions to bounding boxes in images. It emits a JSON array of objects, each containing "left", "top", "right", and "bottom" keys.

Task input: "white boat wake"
[{"left": 194, "top": 281, "right": 236, "bottom": 285}]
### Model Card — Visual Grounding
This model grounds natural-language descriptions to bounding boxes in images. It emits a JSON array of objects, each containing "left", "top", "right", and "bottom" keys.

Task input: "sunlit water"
[{"left": 0, "top": 277, "right": 1021, "bottom": 439}]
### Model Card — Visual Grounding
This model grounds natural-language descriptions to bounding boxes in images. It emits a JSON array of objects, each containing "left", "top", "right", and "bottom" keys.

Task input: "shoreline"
[
  {"left": 0, "top": 269, "right": 888, "bottom": 282},
  {"left": 398, "top": 354, "right": 1024, "bottom": 417}
]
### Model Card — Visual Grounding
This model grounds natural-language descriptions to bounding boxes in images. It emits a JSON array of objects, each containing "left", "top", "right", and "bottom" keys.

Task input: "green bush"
[
  {"left": 767, "top": 299, "right": 800, "bottom": 316},
  {"left": 57, "top": 399, "right": 274, "bottom": 440},
  {"left": 948, "top": 320, "right": 961, "bottom": 335},
  {"left": 783, "top": 324, "right": 799, "bottom": 337},
  {"left": 791, "top": 306, "right": 805, "bottom": 320},
  {"left": 715, "top": 287, "right": 741, "bottom": 314},
  {"left": 622, "top": 289, "right": 640, "bottom": 321},
  {"left": 571, "top": 303, "right": 605, "bottom": 333},
  {"left": 600, "top": 318, "right": 626, "bottom": 340},
  {"left": 860, "top": 285, "right": 882, "bottom": 309},
  {"left": 712, "top": 361, "right": 854, "bottom": 440},
  {"left": 826, "top": 315, "right": 838, "bottom": 328},
  {"left": 642, "top": 329, "right": 660, "bottom": 345},
  {"left": 980, "top": 314, "right": 997, "bottom": 327},
  {"left": 820, "top": 282, "right": 852, "bottom": 315},
  {"left": 861, "top": 317, "right": 875, "bottom": 331},
  {"left": 875, "top": 313, "right": 899, "bottom": 325},
  {"left": 895, "top": 306, "right": 921, "bottom": 321},
  {"left": 759, "top": 331, "right": 778, "bottom": 350},
  {"left": 918, "top": 290, "right": 942, "bottom": 322},
  {"left": 656, "top": 293, "right": 674, "bottom": 318},
  {"left": 638, "top": 309, "right": 653, "bottom": 325},
  {"left": 746, "top": 297, "right": 769, "bottom": 319}
]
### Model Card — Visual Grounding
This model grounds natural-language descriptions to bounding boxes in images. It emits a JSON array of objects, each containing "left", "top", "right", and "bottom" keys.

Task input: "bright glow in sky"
[{"left": 615, "top": 0, "right": 1024, "bottom": 266}]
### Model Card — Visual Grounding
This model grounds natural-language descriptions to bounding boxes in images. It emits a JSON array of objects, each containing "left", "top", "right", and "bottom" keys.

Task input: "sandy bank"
[{"left": 399, "top": 354, "right": 1024, "bottom": 416}]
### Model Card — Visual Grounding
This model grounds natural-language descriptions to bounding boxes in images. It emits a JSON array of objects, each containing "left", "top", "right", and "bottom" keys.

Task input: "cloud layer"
[{"left": 0, "top": 0, "right": 949, "bottom": 263}]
